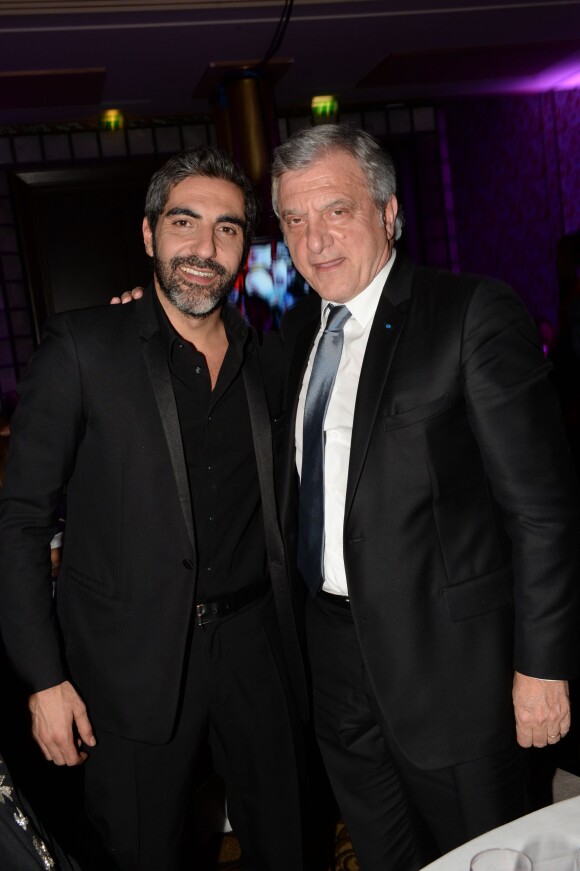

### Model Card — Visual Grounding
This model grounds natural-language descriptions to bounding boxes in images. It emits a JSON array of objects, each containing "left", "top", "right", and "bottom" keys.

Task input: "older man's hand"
[
  {"left": 110, "top": 287, "right": 144, "bottom": 304},
  {"left": 513, "top": 671, "right": 570, "bottom": 747}
]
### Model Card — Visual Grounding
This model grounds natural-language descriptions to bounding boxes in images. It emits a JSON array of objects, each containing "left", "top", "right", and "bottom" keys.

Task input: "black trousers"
[
  {"left": 81, "top": 591, "right": 305, "bottom": 871},
  {"left": 306, "top": 594, "right": 529, "bottom": 871}
]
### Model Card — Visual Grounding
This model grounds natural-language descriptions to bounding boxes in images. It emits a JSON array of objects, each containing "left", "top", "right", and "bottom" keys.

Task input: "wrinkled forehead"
[{"left": 278, "top": 152, "right": 372, "bottom": 208}]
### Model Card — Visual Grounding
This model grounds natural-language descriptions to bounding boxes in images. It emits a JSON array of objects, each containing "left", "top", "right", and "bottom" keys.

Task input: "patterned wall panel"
[
  {"left": 444, "top": 89, "right": 579, "bottom": 326},
  {"left": 553, "top": 88, "right": 580, "bottom": 236}
]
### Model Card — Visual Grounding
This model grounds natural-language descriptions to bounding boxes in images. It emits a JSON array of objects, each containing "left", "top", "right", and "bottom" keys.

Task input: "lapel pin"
[{"left": 385, "top": 323, "right": 392, "bottom": 329}]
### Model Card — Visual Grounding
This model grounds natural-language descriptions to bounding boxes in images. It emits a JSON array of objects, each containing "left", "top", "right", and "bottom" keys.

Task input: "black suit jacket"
[
  {"left": 0, "top": 287, "right": 307, "bottom": 743},
  {"left": 280, "top": 253, "right": 580, "bottom": 770}
]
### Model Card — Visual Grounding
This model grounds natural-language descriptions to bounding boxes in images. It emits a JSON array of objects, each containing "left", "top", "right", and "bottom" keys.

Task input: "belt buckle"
[
  {"left": 195, "top": 602, "right": 216, "bottom": 628},
  {"left": 195, "top": 600, "right": 227, "bottom": 628}
]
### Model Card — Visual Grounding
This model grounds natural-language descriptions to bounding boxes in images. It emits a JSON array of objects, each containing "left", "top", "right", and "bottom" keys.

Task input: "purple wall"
[
  {"left": 554, "top": 89, "right": 580, "bottom": 236},
  {"left": 444, "top": 89, "right": 580, "bottom": 324}
]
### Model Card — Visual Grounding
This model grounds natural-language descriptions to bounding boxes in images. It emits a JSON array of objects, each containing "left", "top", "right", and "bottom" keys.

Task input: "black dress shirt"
[{"left": 154, "top": 293, "right": 268, "bottom": 600}]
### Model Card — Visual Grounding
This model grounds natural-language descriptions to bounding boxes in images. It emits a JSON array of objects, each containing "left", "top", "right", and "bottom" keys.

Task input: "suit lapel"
[
  {"left": 137, "top": 289, "right": 195, "bottom": 550},
  {"left": 243, "top": 344, "right": 285, "bottom": 567},
  {"left": 286, "top": 317, "right": 319, "bottom": 434},
  {"left": 243, "top": 339, "right": 309, "bottom": 716},
  {"left": 281, "top": 310, "right": 320, "bottom": 519},
  {"left": 345, "top": 255, "right": 414, "bottom": 521}
]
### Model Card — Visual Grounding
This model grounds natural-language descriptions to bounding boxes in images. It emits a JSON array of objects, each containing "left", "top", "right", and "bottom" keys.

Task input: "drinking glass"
[{"left": 469, "top": 848, "right": 533, "bottom": 871}]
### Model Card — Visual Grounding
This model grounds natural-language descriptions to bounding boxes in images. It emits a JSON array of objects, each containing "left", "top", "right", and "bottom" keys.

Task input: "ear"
[
  {"left": 383, "top": 195, "right": 398, "bottom": 240},
  {"left": 143, "top": 217, "right": 154, "bottom": 257}
]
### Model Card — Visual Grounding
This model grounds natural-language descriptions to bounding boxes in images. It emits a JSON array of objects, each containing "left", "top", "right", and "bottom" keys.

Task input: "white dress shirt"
[{"left": 296, "top": 252, "right": 396, "bottom": 596}]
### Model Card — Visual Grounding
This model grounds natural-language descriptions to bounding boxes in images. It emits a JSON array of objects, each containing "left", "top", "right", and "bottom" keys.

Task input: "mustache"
[{"left": 170, "top": 255, "right": 227, "bottom": 276}]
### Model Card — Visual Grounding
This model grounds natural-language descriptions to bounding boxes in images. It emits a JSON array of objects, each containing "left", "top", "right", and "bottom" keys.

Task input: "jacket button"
[{"left": 182, "top": 559, "right": 193, "bottom": 570}]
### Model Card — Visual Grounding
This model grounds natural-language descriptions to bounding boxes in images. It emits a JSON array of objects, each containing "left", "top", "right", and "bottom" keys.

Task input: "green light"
[
  {"left": 99, "top": 109, "right": 124, "bottom": 131},
  {"left": 311, "top": 95, "right": 338, "bottom": 118}
]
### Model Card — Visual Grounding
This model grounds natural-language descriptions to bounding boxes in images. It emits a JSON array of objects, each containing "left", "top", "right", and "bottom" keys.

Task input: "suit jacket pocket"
[
  {"left": 441, "top": 566, "right": 513, "bottom": 621},
  {"left": 382, "top": 393, "right": 450, "bottom": 431}
]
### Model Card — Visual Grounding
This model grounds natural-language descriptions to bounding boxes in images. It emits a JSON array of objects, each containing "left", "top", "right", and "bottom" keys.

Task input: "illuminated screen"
[{"left": 229, "top": 237, "right": 310, "bottom": 330}]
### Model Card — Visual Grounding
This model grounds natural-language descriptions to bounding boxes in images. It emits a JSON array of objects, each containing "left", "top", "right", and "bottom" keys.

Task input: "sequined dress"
[{"left": 0, "top": 754, "right": 81, "bottom": 870}]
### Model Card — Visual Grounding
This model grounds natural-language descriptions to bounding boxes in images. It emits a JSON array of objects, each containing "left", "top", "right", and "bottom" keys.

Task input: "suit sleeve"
[
  {"left": 0, "top": 315, "right": 84, "bottom": 693},
  {"left": 460, "top": 279, "right": 580, "bottom": 678}
]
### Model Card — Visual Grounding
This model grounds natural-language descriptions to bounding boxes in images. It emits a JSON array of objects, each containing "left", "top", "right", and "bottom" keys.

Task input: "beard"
[{"left": 153, "top": 243, "right": 239, "bottom": 320}]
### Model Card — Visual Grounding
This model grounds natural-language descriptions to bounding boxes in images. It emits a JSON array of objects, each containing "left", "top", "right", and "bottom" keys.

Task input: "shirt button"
[
  {"left": 208, "top": 516, "right": 214, "bottom": 522},
  {"left": 206, "top": 566, "right": 212, "bottom": 572},
  {"left": 207, "top": 465, "right": 212, "bottom": 471}
]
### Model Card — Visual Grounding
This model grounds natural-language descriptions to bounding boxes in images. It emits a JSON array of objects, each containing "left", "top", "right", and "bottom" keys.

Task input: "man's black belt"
[
  {"left": 195, "top": 582, "right": 269, "bottom": 627},
  {"left": 317, "top": 589, "right": 351, "bottom": 609}
]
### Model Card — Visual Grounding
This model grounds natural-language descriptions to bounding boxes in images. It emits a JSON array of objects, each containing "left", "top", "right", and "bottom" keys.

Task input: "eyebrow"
[
  {"left": 281, "top": 197, "right": 355, "bottom": 220},
  {"left": 281, "top": 207, "right": 305, "bottom": 220},
  {"left": 165, "top": 207, "right": 245, "bottom": 229}
]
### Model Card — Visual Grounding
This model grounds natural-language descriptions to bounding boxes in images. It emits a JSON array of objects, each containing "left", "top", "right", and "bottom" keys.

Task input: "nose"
[
  {"left": 306, "top": 215, "right": 332, "bottom": 254},
  {"left": 190, "top": 225, "right": 217, "bottom": 260}
]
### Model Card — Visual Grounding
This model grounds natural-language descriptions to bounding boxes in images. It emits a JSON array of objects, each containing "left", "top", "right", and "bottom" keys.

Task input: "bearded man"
[{"left": 0, "top": 147, "right": 309, "bottom": 871}]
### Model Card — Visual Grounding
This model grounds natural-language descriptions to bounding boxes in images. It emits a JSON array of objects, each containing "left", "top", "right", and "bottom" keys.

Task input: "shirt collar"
[
  {"left": 152, "top": 288, "right": 248, "bottom": 357},
  {"left": 320, "top": 250, "right": 396, "bottom": 330}
]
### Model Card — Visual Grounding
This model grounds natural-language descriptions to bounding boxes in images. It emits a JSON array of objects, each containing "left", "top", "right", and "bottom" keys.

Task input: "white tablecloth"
[{"left": 421, "top": 796, "right": 580, "bottom": 871}]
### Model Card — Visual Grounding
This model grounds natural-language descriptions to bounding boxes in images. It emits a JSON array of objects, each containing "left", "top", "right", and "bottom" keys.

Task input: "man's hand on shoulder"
[
  {"left": 512, "top": 671, "right": 570, "bottom": 748},
  {"left": 110, "top": 287, "right": 144, "bottom": 305},
  {"left": 29, "top": 680, "right": 96, "bottom": 766}
]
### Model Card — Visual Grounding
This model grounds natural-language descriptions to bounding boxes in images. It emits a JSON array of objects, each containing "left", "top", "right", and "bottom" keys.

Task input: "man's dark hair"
[{"left": 145, "top": 146, "right": 260, "bottom": 259}]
